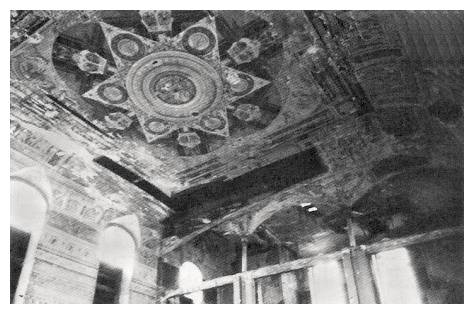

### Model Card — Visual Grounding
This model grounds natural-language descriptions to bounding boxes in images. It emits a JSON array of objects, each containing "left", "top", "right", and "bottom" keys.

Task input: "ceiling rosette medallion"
[{"left": 81, "top": 15, "right": 270, "bottom": 148}]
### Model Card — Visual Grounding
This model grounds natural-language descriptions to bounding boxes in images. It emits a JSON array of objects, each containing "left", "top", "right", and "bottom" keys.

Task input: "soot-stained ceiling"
[{"left": 11, "top": 10, "right": 463, "bottom": 254}]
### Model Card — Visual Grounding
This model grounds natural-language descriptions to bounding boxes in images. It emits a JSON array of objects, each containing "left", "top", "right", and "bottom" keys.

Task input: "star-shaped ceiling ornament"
[{"left": 82, "top": 15, "right": 270, "bottom": 149}]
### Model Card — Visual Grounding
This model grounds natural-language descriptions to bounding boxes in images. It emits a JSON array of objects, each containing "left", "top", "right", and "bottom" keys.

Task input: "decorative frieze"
[
  {"left": 46, "top": 211, "right": 99, "bottom": 244},
  {"left": 38, "top": 225, "right": 99, "bottom": 267}
]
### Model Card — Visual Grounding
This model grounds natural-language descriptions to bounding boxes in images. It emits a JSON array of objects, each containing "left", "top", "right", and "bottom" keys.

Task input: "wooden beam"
[
  {"left": 248, "top": 249, "right": 348, "bottom": 279},
  {"left": 261, "top": 226, "right": 283, "bottom": 246},
  {"left": 241, "top": 273, "right": 256, "bottom": 304},
  {"left": 364, "top": 226, "right": 463, "bottom": 254},
  {"left": 158, "top": 203, "right": 262, "bottom": 255},
  {"left": 350, "top": 248, "right": 377, "bottom": 304},
  {"left": 341, "top": 252, "right": 359, "bottom": 304},
  {"left": 233, "top": 276, "right": 241, "bottom": 304},
  {"left": 163, "top": 273, "right": 239, "bottom": 300},
  {"left": 241, "top": 237, "right": 248, "bottom": 272},
  {"left": 163, "top": 248, "right": 347, "bottom": 301},
  {"left": 255, "top": 279, "right": 263, "bottom": 304},
  {"left": 347, "top": 217, "right": 356, "bottom": 247},
  {"left": 161, "top": 226, "right": 463, "bottom": 303}
]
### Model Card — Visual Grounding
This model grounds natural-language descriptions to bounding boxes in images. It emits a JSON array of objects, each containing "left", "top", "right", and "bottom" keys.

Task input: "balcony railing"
[{"left": 162, "top": 226, "right": 463, "bottom": 304}]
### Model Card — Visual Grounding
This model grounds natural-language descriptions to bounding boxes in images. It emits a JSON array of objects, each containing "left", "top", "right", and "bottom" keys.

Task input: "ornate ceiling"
[
  {"left": 11, "top": 10, "right": 464, "bottom": 254},
  {"left": 79, "top": 16, "right": 270, "bottom": 149},
  {"left": 12, "top": 10, "right": 305, "bottom": 195}
]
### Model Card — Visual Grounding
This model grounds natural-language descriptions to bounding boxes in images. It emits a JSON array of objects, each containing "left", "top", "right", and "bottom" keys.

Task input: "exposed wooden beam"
[
  {"left": 350, "top": 248, "right": 377, "bottom": 303},
  {"left": 241, "top": 273, "right": 256, "bottom": 304},
  {"left": 158, "top": 203, "right": 264, "bottom": 255},
  {"left": 163, "top": 248, "right": 348, "bottom": 301},
  {"left": 163, "top": 273, "right": 239, "bottom": 300},
  {"left": 347, "top": 217, "right": 356, "bottom": 247},
  {"left": 232, "top": 276, "right": 241, "bottom": 304},
  {"left": 241, "top": 237, "right": 248, "bottom": 272},
  {"left": 364, "top": 226, "right": 463, "bottom": 254},
  {"left": 161, "top": 226, "right": 463, "bottom": 303},
  {"left": 260, "top": 226, "right": 283, "bottom": 246},
  {"left": 249, "top": 249, "right": 348, "bottom": 279},
  {"left": 341, "top": 252, "right": 359, "bottom": 304}
]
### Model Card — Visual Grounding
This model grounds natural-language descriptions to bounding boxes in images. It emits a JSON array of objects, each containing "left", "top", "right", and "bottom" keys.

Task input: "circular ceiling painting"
[
  {"left": 126, "top": 50, "right": 223, "bottom": 124},
  {"left": 52, "top": 12, "right": 282, "bottom": 156},
  {"left": 153, "top": 73, "right": 196, "bottom": 105}
]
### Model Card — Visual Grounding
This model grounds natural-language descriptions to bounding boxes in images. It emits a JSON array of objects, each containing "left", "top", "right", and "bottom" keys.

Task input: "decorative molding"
[
  {"left": 46, "top": 211, "right": 99, "bottom": 244},
  {"left": 38, "top": 225, "right": 99, "bottom": 268}
]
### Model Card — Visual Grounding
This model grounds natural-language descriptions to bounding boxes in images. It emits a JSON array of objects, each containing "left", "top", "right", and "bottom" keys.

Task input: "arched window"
[
  {"left": 93, "top": 215, "right": 140, "bottom": 304},
  {"left": 10, "top": 167, "right": 51, "bottom": 304},
  {"left": 178, "top": 261, "right": 204, "bottom": 304}
]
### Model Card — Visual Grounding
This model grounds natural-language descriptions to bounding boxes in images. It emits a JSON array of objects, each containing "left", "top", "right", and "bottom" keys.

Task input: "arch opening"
[
  {"left": 10, "top": 167, "right": 51, "bottom": 304},
  {"left": 178, "top": 261, "right": 204, "bottom": 304},
  {"left": 94, "top": 225, "right": 136, "bottom": 304}
]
